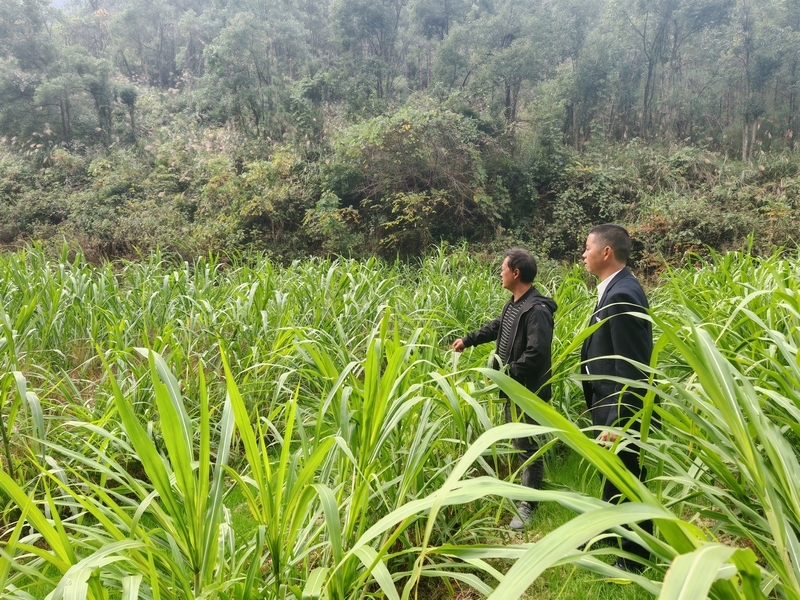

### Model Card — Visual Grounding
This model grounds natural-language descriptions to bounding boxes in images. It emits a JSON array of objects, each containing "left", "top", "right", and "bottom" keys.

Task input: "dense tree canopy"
[{"left": 0, "top": 0, "right": 798, "bottom": 260}]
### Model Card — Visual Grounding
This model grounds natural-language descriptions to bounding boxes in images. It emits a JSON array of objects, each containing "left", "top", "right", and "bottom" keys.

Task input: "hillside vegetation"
[{"left": 1, "top": 0, "right": 799, "bottom": 260}]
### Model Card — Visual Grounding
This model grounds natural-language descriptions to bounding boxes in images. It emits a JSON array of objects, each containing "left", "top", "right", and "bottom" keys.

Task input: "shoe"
[
  {"left": 509, "top": 502, "right": 534, "bottom": 531},
  {"left": 614, "top": 557, "right": 644, "bottom": 574}
]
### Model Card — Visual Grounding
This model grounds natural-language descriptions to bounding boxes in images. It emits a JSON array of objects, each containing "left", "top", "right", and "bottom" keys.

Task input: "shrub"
[
  {"left": 302, "top": 190, "right": 363, "bottom": 256},
  {"left": 373, "top": 189, "right": 451, "bottom": 255},
  {"left": 632, "top": 192, "right": 758, "bottom": 261},
  {"left": 542, "top": 158, "right": 640, "bottom": 258},
  {"left": 329, "top": 100, "right": 506, "bottom": 250}
]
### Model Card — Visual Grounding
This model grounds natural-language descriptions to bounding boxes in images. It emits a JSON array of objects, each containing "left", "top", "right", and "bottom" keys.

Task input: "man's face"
[
  {"left": 500, "top": 256, "right": 518, "bottom": 291},
  {"left": 582, "top": 233, "right": 607, "bottom": 276}
]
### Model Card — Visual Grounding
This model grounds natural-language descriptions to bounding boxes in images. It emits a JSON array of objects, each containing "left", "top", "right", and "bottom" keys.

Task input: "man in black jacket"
[
  {"left": 453, "top": 248, "right": 557, "bottom": 530},
  {"left": 581, "top": 224, "right": 653, "bottom": 572}
]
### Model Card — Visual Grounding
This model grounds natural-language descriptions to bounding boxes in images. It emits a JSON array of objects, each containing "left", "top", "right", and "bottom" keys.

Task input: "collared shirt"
[
  {"left": 596, "top": 268, "right": 623, "bottom": 303},
  {"left": 586, "top": 269, "right": 622, "bottom": 377}
]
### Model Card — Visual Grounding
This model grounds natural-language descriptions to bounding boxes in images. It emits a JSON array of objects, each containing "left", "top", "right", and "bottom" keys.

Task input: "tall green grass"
[{"left": 0, "top": 245, "right": 798, "bottom": 599}]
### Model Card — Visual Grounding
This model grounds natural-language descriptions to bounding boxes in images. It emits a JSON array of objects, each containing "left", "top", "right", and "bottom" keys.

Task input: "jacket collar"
[
  {"left": 507, "top": 286, "right": 537, "bottom": 309},
  {"left": 597, "top": 267, "right": 631, "bottom": 307}
]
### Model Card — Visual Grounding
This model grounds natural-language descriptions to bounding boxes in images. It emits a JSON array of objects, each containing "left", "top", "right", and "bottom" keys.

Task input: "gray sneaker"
[{"left": 509, "top": 501, "right": 534, "bottom": 531}]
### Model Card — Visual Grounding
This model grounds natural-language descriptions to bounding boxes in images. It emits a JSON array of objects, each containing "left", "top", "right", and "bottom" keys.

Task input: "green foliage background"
[{"left": 0, "top": 0, "right": 798, "bottom": 261}]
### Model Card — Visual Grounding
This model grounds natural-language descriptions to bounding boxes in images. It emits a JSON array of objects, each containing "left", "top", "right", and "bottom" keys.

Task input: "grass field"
[{"left": 0, "top": 245, "right": 798, "bottom": 599}]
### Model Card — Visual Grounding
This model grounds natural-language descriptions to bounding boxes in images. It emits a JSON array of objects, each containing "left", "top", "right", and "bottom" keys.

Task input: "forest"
[{"left": 1, "top": 0, "right": 798, "bottom": 261}]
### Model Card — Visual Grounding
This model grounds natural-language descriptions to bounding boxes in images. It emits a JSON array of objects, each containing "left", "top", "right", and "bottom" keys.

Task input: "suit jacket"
[{"left": 581, "top": 268, "right": 652, "bottom": 428}]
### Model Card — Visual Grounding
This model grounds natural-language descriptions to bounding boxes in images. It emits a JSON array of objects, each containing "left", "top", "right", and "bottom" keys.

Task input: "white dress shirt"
[{"left": 596, "top": 268, "right": 623, "bottom": 304}]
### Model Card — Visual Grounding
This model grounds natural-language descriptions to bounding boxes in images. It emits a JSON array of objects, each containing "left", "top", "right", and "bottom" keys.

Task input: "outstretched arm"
[{"left": 456, "top": 316, "right": 502, "bottom": 352}]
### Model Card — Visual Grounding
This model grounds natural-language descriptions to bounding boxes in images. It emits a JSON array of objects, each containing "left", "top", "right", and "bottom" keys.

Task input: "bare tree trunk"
[
  {"left": 740, "top": 0, "right": 752, "bottom": 161},
  {"left": 642, "top": 61, "right": 656, "bottom": 137},
  {"left": 789, "top": 59, "right": 797, "bottom": 149},
  {"left": 59, "top": 98, "right": 72, "bottom": 142},
  {"left": 742, "top": 121, "right": 748, "bottom": 161},
  {"left": 573, "top": 105, "right": 580, "bottom": 150},
  {"left": 129, "top": 107, "right": 136, "bottom": 144},
  {"left": 609, "top": 100, "right": 615, "bottom": 140},
  {"left": 504, "top": 80, "right": 520, "bottom": 125}
]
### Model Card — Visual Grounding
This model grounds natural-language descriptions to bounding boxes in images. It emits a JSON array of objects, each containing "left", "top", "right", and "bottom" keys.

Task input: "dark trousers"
[
  {"left": 505, "top": 400, "right": 544, "bottom": 498},
  {"left": 591, "top": 392, "right": 653, "bottom": 560},
  {"left": 602, "top": 445, "right": 654, "bottom": 559}
]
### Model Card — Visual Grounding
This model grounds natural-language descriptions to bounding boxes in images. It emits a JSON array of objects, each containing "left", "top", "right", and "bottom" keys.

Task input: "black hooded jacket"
[{"left": 461, "top": 287, "right": 557, "bottom": 401}]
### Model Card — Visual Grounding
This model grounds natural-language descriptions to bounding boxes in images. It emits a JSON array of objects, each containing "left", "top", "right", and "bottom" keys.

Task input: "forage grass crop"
[{"left": 0, "top": 245, "right": 799, "bottom": 599}]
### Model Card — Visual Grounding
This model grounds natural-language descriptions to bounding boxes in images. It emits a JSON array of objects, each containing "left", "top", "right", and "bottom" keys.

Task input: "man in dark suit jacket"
[{"left": 581, "top": 223, "right": 653, "bottom": 572}]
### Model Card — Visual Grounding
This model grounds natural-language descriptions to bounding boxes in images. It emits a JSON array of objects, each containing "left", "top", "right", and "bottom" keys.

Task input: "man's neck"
[
  {"left": 596, "top": 263, "right": 626, "bottom": 283},
  {"left": 511, "top": 283, "right": 532, "bottom": 303}
]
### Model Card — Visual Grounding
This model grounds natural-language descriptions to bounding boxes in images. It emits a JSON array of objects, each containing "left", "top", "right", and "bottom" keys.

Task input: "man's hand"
[
  {"left": 452, "top": 338, "right": 466, "bottom": 352},
  {"left": 597, "top": 430, "right": 618, "bottom": 443}
]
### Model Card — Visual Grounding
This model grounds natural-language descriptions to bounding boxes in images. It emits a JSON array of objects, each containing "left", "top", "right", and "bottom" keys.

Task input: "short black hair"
[
  {"left": 589, "top": 224, "right": 632, "bottom": 265},
  {"left": 505, "top": 248, "right": 538, "bottom": 283}
]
